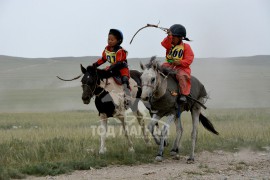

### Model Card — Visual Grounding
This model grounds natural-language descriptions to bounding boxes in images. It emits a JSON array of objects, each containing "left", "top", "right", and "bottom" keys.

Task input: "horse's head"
[
  {"left": 80, "top": 64, "right": 98, "bottom": 104},
  {"left": 140, "top": 56, "right": 160, "bottom": 101}
]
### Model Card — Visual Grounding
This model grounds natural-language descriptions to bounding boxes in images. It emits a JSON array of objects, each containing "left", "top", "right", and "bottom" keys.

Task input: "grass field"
[
  {"left": 0, "top": 55, "right": 269, "bottom": 179},
  {"left": 0, "top": 108, "right": 269, "bottom": 179}
]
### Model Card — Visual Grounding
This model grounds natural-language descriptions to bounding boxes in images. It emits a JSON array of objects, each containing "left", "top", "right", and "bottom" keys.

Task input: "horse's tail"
[{"left": 199, "top": 113, "right": 219, "bottom": 135}]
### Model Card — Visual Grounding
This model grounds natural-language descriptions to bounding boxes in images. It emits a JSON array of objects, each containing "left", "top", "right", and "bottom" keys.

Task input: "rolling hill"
[{"left": 0, "top": 55, "right": 269, "bottom": 112}]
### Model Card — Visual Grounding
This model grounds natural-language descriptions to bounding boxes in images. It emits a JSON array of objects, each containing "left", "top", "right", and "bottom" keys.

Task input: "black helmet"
[
  {"left": 169, "top": 24, "right": 186, "bottom": 37},
  {"left": 109, "top": 29, "right": 123, "bottom": 45}
]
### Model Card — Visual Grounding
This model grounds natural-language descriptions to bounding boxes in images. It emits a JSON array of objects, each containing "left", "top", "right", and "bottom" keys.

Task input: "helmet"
[
  {"left": 169, "top": 24, "right": 186, "bottom": 37},
  {"left": 109, "top": 29, "right": 123, "bottom": 45}
]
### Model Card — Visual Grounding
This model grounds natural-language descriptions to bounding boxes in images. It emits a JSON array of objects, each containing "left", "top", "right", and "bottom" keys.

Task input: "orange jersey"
[
  {"left": 94, "top": 45, "right": 129, "bottom": 77},
  {"left": 161, "top": 36, "right": 194, "bottom": 75},
  {"left": 96, "top": 45, "right": 127, "bottom": 66}
]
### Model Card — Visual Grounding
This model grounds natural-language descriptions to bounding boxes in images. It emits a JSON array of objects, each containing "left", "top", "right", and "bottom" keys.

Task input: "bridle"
[
  {"left": 81, "top": 83, "right": 98, "bottom": 98},
  {"left": 82, "top": 70, "right": 106, "bottom": 98},
  {"left": 141, "top": 69, "right": 168, "bottom": 98},
  {"left": 57, "top": 67, "right": 107, "bottom": 98}
]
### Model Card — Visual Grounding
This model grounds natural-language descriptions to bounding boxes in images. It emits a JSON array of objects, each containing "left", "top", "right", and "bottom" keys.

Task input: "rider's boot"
[
  {"left": 179, "top": 95, "right": 187, "bottom": 103},
  {"left": 123, "top": 85, "right": 131, "bottom": 109},
  {"left": 122, "top": 76, "right": 131, "bottom": 109}
]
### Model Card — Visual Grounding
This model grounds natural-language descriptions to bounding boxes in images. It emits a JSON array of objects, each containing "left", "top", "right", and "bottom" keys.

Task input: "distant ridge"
[
  {"left": 1, "top": 54, "right": 269, "bottom": 61},
  {"left": 196, "top": 55, "right": 270, "bottom": 60},
  {"left": 0, "top": 54, "right": 270, "bottom": 112}
]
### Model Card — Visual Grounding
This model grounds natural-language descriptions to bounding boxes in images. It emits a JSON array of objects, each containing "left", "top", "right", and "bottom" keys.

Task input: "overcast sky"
[{"left": 0, "top": 0, "right": 269, "bottom": 58}]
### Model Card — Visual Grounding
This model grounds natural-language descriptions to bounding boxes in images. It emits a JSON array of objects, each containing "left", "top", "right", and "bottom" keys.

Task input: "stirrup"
[
  {"left": 124, "top": 94, "right": 131, "bottom": 109},
  {"left": 179, "top": 95, "right": 187, "bottom": 102}
]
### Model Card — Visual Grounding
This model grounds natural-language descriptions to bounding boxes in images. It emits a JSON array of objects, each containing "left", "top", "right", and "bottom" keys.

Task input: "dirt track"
[{"left": 28, "top": 149, "right": 270, "bottom": 180}]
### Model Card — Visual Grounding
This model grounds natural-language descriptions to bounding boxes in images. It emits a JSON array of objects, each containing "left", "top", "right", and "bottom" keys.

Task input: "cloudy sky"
[{"left": 0, "top": 0, "right": 269, "bottom": 58}]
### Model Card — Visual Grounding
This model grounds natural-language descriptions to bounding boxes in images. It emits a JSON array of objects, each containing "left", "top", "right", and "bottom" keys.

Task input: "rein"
[
  {"left": 142, "top": 69, "right": 169, "bottom": 99},
  {"left": 95, "top": 78, "right": 109, "bottom": 97},
  {"left": 153, "top": 70, "right": 169, "bottom": 96},
  {"left": 82, "top": 70, "right": 108, "bottom": 98},
  {"left": 82, "top": 83, "right": 97, "bottom": 98},
  {"left": 141, "top": 71, "right": 167, "bottom": 87}
]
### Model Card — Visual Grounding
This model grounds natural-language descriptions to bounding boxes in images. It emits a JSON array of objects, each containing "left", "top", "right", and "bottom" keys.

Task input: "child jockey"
[
  {"left": 161, "top": 24, "right": 194, "bottom": 103},
  {"left": 92, "top": 29, "right": 130, "bottom": 108}
]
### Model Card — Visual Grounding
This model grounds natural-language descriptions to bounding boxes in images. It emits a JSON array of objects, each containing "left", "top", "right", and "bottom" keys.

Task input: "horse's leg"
[
  {"left": 130, "top": 98, "right": 149, "bottom": 144},
  {"left": 117, "top": 114, "right": 134, "bottom": 152},
  {"left": 99, "top": 113, "right": 108, "bottom": 154},
  {"left": 148, "top": 114, "right": 161, "bottom": 145},
  {"left": 132, "top": 110, "right": 149, "bottom": 144},
  {"left": 188, "top": 107, "right": 201, "bottom": 163},
  {"left": 170, "top": 113, "right": 183, "bottom": 159},
  {"left": 155, "top": 114, "right": 175, "bottom": 162}
]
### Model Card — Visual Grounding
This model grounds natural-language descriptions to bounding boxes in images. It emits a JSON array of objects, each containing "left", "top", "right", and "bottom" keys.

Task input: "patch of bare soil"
[{"left": 28, "top": 149, "right": 270, "bottom": 180}]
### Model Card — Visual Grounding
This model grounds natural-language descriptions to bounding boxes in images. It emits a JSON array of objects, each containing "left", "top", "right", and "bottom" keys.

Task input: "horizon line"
[{"left": 0, "top": 54, "right": 270, "bottom": 60}]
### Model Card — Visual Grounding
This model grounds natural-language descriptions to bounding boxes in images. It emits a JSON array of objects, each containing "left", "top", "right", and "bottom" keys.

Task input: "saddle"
[
  {"left": 103, "top": 66, "right": 124, "bottom": 85},
  {"left": 112, "top": 76, "right": 132, "bottom": 92},
  {"left": 103, "top": 76, "right": 123, "bottom": 87}
]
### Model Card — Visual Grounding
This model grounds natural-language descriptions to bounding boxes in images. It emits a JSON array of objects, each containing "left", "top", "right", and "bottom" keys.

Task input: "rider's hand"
[
  {"left": 92, "top": 62, "right": 98, "bottom": 68},
  {"left": 166, "top": 29, "right": 172, "bottom": 36},
  {"left": 172, "top": 61, "right": 181, "bottom": 66}
]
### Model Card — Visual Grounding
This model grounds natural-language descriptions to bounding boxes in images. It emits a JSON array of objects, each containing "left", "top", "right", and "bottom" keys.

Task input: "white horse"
[{"left": 140, "top": 57, "right": 218, "bottom": 163}]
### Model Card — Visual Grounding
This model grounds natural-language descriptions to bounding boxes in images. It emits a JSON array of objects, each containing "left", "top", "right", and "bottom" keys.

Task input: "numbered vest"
[
  {"left": 166, "top": 43, "right": 184, "bottom": 62},
  {"left": 105, "top": 49, "right": 116, "bottom": 64}
]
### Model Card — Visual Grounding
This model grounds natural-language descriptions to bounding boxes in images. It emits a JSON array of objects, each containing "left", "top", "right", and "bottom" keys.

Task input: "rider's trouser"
[{"left": 162, "top": 62, "right": 191, "bottom": 95}]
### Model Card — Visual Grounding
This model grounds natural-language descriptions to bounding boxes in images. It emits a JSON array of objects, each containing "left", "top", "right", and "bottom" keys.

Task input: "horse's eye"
[{"left": 151, "top": 77, "right": 155, "bottom": 84}]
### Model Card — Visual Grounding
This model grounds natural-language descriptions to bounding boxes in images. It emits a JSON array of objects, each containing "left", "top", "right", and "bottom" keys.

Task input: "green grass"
[{"left": 0, "top": 108, "right": 270, "bottom": 179}]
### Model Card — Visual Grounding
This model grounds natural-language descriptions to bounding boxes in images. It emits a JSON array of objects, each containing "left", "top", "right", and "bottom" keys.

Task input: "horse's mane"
[
  {"left": 145, "top": 56, "right": 178, "bottom": 76},
  {"left": 86, "top": 65, "right": 113, "bottom": 79}
]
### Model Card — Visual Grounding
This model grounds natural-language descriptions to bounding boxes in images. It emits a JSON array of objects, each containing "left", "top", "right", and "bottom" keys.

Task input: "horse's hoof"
[
  {"left": 187, "top": 157, "right": 195, "bottom": 164},
  {"left": 155, "top": 155, "right": 163, "bottom": 162},
  {"left": 128, "top": 147, "right": 135, "bottom": 153},
  {"left": 170, "top": 151, "right": 178, "bottom": 156},
  {"left": 170, "top": 150, "right": 180, "bottom": 160},
  {"left": 99, "top": 148, "right": 107, "bottom": 154},
  {"left": 172, "top": 154, "right": 180, "bottom": 160},
  {"left": 170, "top": 148, "right": 179, "bottom": 156}
]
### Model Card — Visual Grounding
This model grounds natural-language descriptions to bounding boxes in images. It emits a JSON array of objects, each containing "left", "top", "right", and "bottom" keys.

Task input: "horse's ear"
[
  {"left": 81, "top": 64, "right": 86, "bottom": 74},
  {"left": 153, "top": 61, "right": 158, "bottom": 71},
  {"left": 140, "top": 62, "right": 146, "bottom": 70}
]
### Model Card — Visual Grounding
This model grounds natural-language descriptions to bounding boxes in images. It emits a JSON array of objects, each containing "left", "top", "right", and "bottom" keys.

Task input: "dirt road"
[{"left": 28, "top": 149, "right": 270, "bottom": 180}]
